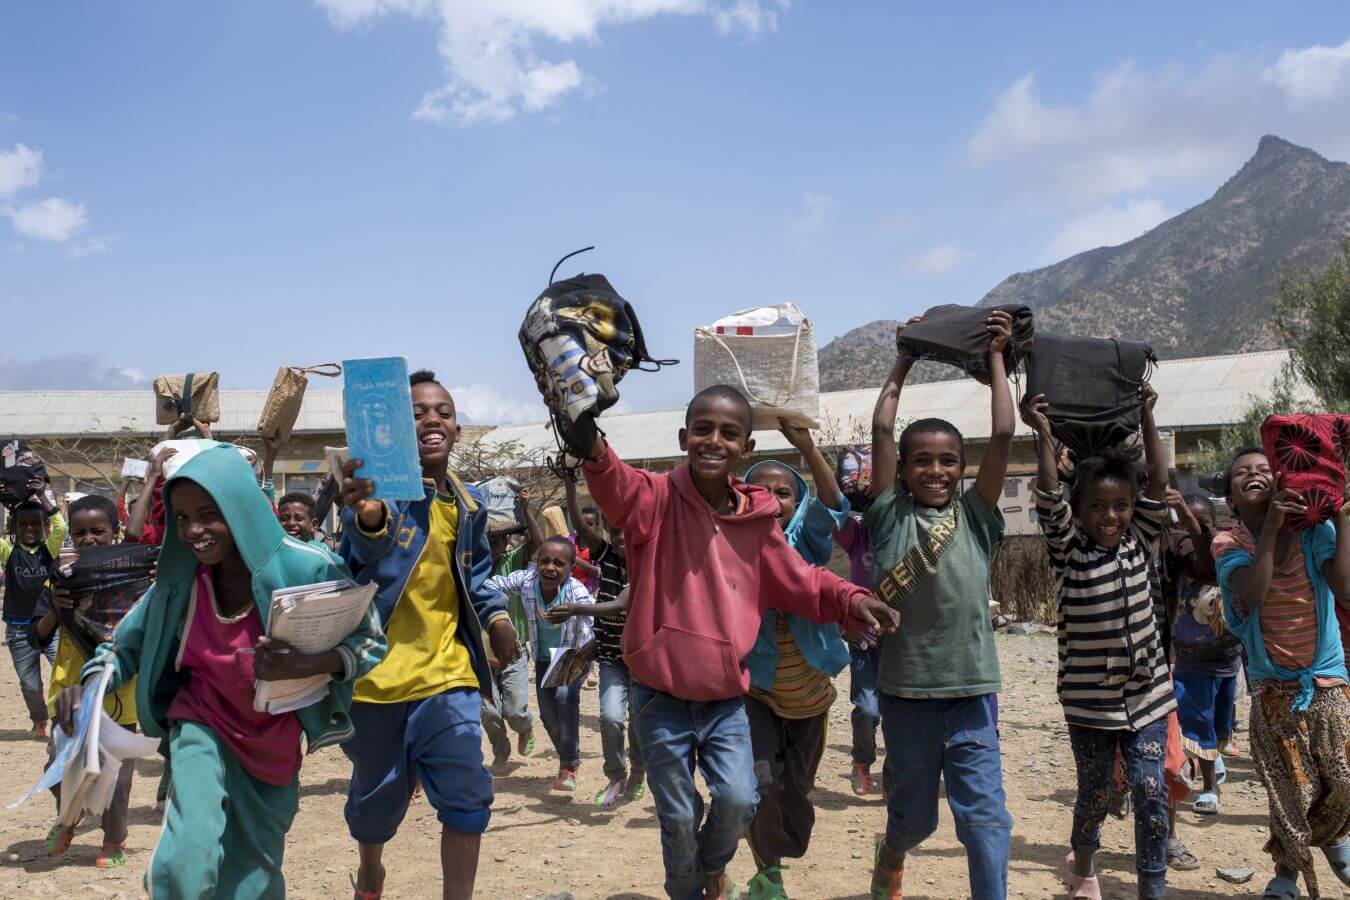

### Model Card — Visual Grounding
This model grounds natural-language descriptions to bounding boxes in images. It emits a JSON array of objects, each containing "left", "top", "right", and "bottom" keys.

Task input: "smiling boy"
[
  {"left": 572, "top": 383, "right": 897, "bottom": 900},
  {"left": 339, "top": 369, "right": 519, "bottom": 900}
]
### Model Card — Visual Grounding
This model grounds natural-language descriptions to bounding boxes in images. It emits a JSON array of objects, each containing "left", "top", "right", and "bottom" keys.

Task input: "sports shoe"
[
  {"left": 851, "top": 763, "right": 874, "bottom": 796},
  {"left": 703, "top": 872, "right": 741, "bottom": 899},
  {"left": 517, "top": 730, "right": 536, "bottom": 756},
  {"left": 33, "top": 721, "right": 48, "bottom": 740},
  {"left": 552, "top": 767, "right": 577, "bottom": 792},
  {"left": 624, "top": 771, "right": 647, "bottom": 801},
  {"left": 747, "top": 865, "right": 788, "bottom": 899},
  {"left": 870, "top": 836, "right": 904, "bottom": 900},
  {"left": 594, "top": 777, "right": 625, "bottom": 810}
]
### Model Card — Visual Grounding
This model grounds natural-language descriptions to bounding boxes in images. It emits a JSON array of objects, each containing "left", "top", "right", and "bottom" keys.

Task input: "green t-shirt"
[
  {"left": 862, "top": 484, "right": 1003, "bottom": 699},
  {"left": 494, "top": 544, "right": 531, "bottom": 644}
]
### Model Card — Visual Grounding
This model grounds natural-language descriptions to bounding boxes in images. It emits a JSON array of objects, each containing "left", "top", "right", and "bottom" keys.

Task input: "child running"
[
  {"left": 740, "top": 421, "right": 853, "bottom": 898},
  {"left": 572, "top": 383, "right": 898, "bottom": 900},
  {"left": 832, "top": 446, "right": 884, "bottom": 796},
  {"left": 31, "top": 494, "right": 141, "bottom": 868},
  {"left": 1026, "top": 386, "right": 1174, "bottom": 900},
  {"left": 867, "top": 311, "right": 1015, "bottom": 900},
  {"left": 3, "top": 478, "right": 67, "bottom": 739},
  {"left": 486, "top": 535, "right": 595, "bottom": 791},
  {"left": 339, "top": 369, "right": 519, "bottom": 900},
  {"left": 1213, "top": 446, "right": 1350, "bottom": 900},
  {"left": 55, "top": 443, "right": 385, "bottom": 897}
]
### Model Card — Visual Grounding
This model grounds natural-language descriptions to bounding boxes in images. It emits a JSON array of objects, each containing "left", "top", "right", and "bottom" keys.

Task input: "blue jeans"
[
  {"left": 482, "top": 651, "right": 534, "bottom": 758},
  {"left": 535, "top": 660, "right": 583, "bottom": 770},
  {"left": 880, "top": 693, "right": 1011, "bottom": 900},
  {"left": 6, "top": 622, "right": 55, "bottom": 724},
  {"left": 1068, "top": 718, "right": 1169, "bottom": 900},
  {"left": 599, "top": 661, "right": 645, "bottom": 780},
  {"left": 849, "top": 645, "right": 881, "bottom": 765},
  {"left": 632, "top": 682, "right": 758, "bottom": 900}
]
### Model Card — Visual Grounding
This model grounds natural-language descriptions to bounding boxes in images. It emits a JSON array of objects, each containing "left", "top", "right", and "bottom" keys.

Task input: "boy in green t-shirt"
[{"left": 866, "top": 310, "right": 1015, "bottom": 900}]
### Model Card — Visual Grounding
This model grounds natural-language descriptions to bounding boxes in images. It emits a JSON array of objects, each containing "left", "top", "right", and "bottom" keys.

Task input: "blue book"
[{"left": 343, "top": 357, "right": 424, "bottom": 501}]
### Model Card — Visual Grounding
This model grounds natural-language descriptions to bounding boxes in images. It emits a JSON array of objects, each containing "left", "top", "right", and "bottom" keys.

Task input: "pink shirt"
[{"left": 167, "top": 567, "right": 302, "bottom": 785}]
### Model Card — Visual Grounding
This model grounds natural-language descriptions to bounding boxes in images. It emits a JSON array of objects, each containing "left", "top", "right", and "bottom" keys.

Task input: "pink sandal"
[{"left": 1064, "top": 852, "right": 1102, "bottom": 900}]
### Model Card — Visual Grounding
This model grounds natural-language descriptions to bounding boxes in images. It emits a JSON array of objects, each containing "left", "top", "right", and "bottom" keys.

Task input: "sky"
[{"left": 2, "top": 2, "right": 1349, "bottom": 422}]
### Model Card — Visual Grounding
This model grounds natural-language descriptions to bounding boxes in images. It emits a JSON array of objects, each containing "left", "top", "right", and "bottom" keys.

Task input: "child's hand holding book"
[
  {"left": 340, "top": 458, "right": 386, "bottom": 531},
  {"left": 251, "top": 637, "right": 344, "bottom": 682}
]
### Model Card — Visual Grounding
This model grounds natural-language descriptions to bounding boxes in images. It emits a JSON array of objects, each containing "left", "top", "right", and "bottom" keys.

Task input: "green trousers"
[{"left": 147, "top": 720, "right": 299, "bottom": 899}]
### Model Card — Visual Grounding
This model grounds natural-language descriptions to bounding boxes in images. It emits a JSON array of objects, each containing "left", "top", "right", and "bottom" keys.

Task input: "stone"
[{"left": 1217, "top": 868, "right": 1254, "bottom": 884}]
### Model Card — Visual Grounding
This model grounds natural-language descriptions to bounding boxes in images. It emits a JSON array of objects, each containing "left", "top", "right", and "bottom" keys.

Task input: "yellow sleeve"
[
  {"left": 45, "top": 513, "right": 67, "bottom": 556},
  {"left": 0, "top": 538, "right": 11, "bottom": 566}
]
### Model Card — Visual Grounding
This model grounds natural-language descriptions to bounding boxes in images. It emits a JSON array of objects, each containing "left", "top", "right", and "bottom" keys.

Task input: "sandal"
[
  {"left": 1166, "top": 838, "right": 1200, "bottom": 871},
  {"left": 96, "top": 844, "right": 128, "bottom": 869},
  {"left": 46, "top": 822, "right": 77, "bottom": 857},
  {"left": 1321, "top": 839, "right": 1350, "bottom": 886},
  {"left": 1215, "top": 755, "right": 1227, "bottom": 784},
  {"left": 350, "top": 872, "right": 384, "bottom": 900},
  {"left": 1064, "top": 852, "right": 1102, "bottom": 900},
  {"left": 1193, "top": 791, "right": 1220, "bottom": 816},
  {"left": 1263, "top": 874, "right": 1300, "bottom": 899}
]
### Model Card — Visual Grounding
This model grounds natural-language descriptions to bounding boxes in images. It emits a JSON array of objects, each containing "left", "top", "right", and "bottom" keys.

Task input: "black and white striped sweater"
[{"left": 1035, "top": 484, "right": 1176, "bottom": 731}]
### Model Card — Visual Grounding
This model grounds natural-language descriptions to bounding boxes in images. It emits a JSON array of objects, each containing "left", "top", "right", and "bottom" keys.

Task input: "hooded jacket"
[
  {"left": 83, "top": 444, "right": 386, "bottom": 753},
  {"left": 742, "top": 461, "right": 851, "bottom": 691},
  {"left": 340, "top": 472, "right": 508, "bottom": 703},
  {"left": 582, "top": 446, "right": 871, "bottom": 702}
]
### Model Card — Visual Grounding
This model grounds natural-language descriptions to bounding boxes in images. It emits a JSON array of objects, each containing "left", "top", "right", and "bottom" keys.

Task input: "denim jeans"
[
  {"left": 535, "top": 660, "right": 583, "bottom": 770},
  {"left": 849, "top": 645, "right": 881, "bottom": 765},
  {"left": 6, "top": 622, "right": 56, "bottom": 724},
  {"left": 880, "top": 693, "right": 1012, "bottom": 900},
  {"left": 599, "top": 660, "right": 645, "bottom": 780},
  {"left": 632, "top": 682, "right": 759, "bottom": 900},
  {"left": 482, "top": 652, "right": 533, "bottom": 758},
  {"left": 1068, "top": 718, "right": 1169, "bottom": 900}
]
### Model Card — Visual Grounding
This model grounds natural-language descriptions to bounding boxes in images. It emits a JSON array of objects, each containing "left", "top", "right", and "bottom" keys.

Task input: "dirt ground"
[{"left": 2, "top": 634, "right": 1343, "bottom": 899}]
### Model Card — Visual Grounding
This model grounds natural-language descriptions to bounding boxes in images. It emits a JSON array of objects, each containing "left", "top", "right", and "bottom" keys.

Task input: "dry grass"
[{"left": 992, "top": 535, "right": 1058, "bottom": 623}]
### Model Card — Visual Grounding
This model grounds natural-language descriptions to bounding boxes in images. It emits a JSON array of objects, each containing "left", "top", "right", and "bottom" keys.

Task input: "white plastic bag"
[{"left": 693, "top": 303, "right": 820, "bottom": 431}]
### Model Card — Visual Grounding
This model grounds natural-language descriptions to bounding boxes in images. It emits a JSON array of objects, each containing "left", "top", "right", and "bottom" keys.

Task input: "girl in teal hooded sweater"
[{"left": 57, "top": 444, "right": 386, "bottom": 899}]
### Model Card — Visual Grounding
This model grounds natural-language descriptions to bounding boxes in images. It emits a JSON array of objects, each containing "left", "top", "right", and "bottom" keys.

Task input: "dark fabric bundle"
[
  {"left": 1023, "top": 333, "right": 1156, "bottom": 461},
  {"left": 0, "top": 464, "right": 45, "bottom": 508},
  {"left": 519, "top": 270, "right": 676, "bottom": 458},
  {"left": 52, "top": 543, "right": 158, "bottom": 658},
  {"left": 1260, "top": 414, "right": 1350, "bottom": 532},
  {"left": 896, "top": 303, "right": 1034, "bottom": 382}
]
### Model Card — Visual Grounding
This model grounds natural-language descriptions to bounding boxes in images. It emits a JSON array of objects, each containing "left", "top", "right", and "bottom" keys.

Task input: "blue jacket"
[
  {"left": 743, "top": 460, "right": 851, "bottom": 690},
  {"left": 341, "top": 472, "right": 508, "bottom": 703},
  {"left": 85, "top": 444, "right": 386, "bottom": 754},
  {"left": 1218, "top": 521, "right": 1348, "bottom": 711}
]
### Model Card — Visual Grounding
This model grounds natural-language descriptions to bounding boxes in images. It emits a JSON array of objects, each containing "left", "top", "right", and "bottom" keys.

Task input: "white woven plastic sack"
[
  {"left": 472, "top": 475, "right": 524, "bottom": 533},
  {"left": 693, "top": 303, "right": 820, "bottom": 432}
]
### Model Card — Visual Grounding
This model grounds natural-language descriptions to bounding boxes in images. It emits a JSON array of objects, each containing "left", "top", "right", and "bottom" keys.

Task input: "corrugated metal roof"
[
  {"left": 0, "top": 390, "right": 348, "bottom": 437},
  {"left": 481, "top": 349, "right": 1310, "bottom": 461}
]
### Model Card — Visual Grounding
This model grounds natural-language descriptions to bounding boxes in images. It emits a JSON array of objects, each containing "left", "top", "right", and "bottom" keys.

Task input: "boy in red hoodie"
[{"left": 577, "top": 383, "right": 898, "bottom": 900}]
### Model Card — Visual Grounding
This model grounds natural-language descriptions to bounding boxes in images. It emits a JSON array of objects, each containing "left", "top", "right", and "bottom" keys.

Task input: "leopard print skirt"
[{"left": 1250, "top": 680, "right": 1350, "bottom": 898}]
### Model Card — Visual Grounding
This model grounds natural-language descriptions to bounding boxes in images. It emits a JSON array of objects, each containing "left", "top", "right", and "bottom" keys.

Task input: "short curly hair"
[{"left": 1070, "top": 445, "right": 1143, "bottom": 513}]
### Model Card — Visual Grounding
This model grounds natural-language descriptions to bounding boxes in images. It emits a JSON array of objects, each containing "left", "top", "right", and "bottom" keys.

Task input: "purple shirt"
[{"left": 834, "top": 513, "right": 874, "bottom": 589}]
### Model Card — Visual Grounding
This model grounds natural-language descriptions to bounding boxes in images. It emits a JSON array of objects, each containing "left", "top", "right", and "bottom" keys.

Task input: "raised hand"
[
  {"left": 1020, "top": 393, "right": 1052, "bottom": 436},
  {"left": 986, "top": 309, "right": 1013, "bottom": 354}
]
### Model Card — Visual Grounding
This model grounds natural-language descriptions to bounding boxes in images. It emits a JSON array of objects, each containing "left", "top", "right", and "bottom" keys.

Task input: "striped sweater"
[{"left": 1035, "top": 484, "right": 1176, "bottom": 731}]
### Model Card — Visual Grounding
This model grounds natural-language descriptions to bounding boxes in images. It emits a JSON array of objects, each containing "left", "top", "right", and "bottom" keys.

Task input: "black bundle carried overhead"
[
  {"left": 896, "top": 303, "right": 1034, "bottom": 383},
  {"left": 1023, "top": 332, "right": 1157, "bottom": 462},
  {"left": 518, "top": 248, "right": 677, "bottom": 465}
]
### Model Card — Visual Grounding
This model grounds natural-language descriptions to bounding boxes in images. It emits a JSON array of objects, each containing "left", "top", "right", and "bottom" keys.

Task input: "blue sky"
[{"left": 2, "top": 2, "right": 1349, "bottom": 421}]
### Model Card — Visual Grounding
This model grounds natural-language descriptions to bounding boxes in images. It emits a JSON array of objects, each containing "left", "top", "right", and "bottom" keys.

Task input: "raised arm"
[
  {"left": 1022, "top": 394, "right": 1060, "bottom": 494},
  {"left": 564, "top": 473, "right": 605, "bottom": 547},
  {"left": 1325, "top": 499, "right": 1350, "bottom": 598},
  {"left": 518, "top": 488, "right": 544, "bottom": 561},
  {"left": 1139, "top": 384, "right": 1167, "bottom": 502},
  {"left": 871, "top": 349, "right": 915, "bottom": 497},
  {"left": 781, "top": 421, "right": 843, "bottom": 511},
  {"left": 974, "top": 310, "right": 1014, "bottom": 509},
  {"left": 127, "top": 446, "right": 175, "bottom": 541},
  {"left": 1231, "top": 490, "right": 1304, "bottom": 613}
]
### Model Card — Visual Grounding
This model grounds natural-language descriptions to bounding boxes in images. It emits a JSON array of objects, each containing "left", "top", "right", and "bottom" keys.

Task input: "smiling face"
[
  {"left": 412, "top": 381, "right": 461, "bottom": 475},
  {"left": 747, "top": 465, "right": 800, "bottom": 529},
  {"left": 1227, "top": 451, "right": 1273, "bottom": 517},
  {"left": 69, "top": 508, "right": 117, "bottom": 547},
  {"left": 679, "top": 393, "right": 755, "bottom": 491},
  {"left": 1076, "top": 476, "right": 1136, "bottom": 548},
  {"left": 536, "top": 538, "right": 575, "bottom": 590},
  {"left": 278, "top": 501, "right": 315, "bottom": 542},
  {"left": 900, "top": 431, "right": 964, "bottom": 509},
  {"left": 609, "top": 526, "right": 626, "bottom": 557},
  {"left": 14, "top": 508, "right": 45, "bottom": 547},
  {"left": 170, "top": 479, "right": 239, "bottom": 567}
]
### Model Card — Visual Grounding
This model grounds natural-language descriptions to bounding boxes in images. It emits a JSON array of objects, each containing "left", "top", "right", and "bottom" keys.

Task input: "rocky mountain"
[{"left": 818, "top": 136, "right": 1350, "bottom": 392}]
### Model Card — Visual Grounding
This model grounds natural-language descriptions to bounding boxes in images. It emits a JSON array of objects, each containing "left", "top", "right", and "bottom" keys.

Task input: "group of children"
[{"left": 4, "top": 316, "right": 1350, "bottom": 900}]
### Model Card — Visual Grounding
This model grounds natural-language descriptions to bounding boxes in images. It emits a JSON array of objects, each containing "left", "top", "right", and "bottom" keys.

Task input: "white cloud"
[
  {"left": 5, "top": 197, "right": 87, "bottom": 242},
  {"left": 450, "top": 383, "right": 545, "bottom": 424},
  {"left": 0, "top": 354, "right": 149, "bottom": 389},
  {"left": 0, "top": 144, "right": 41, "bottom": 197},
  {"left": 911, "top": 241, "right": 972, "bottom": 275},
  {"left": 966, "top": 43, "right": 1350, "bottom": 208},
  {"left": 784, "top": 191, "right": 828, "bottom": 237},
  {"left": 70, "top": 235, "right": 112, "bottom": 258},
  {"left": 1264, "top": 38, "right": 1350, "bottom": 104},
  {"left": 1044, "top": 197, "right": 1174, "bottom": 261},
  {"left": 314, "top": 0, "right": 787, "bottom": 124}
]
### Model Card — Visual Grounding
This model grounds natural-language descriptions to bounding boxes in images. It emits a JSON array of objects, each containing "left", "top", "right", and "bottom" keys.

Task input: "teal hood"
[
  {"left": 85, "top": 443, "right": 385, "bottom": 753},
  {"left": 744, "top": 459, "right": 850, "bottom": 689}
]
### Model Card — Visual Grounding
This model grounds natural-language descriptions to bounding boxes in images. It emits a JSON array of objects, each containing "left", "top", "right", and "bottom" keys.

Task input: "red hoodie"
[{"left": 583, "top": 446, "right": 871, "bottom": 702}]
